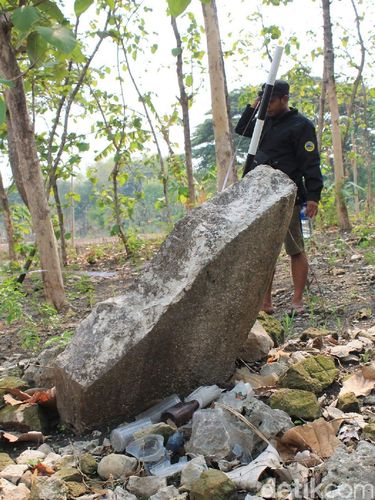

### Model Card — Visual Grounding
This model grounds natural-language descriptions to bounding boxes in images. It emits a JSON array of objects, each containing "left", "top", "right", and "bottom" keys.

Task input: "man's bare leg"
[
  {"left": 261, "top": 269, "right": 275, "bottom": 314},
  {"left": 290, "top": 251, "right": 308, "bottom": 310}
]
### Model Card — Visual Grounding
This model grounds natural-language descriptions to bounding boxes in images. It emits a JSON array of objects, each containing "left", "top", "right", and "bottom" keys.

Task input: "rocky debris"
[
  {"left": 240, "top": 320, "right": 274, "bottom": 362},
  {"left": 0, "top": 403, "right": 46, "bottom": 432},
  {"left": 149, "top": 485, "right": 187, "bottom": 499},
  {"left": 42, "top": 452, "right": 62, "bottom": 468},
  {"left": 0, "top": 453, "right": 15, "bottom": 471},
  {"left": 97, "top": 453, "right": 138, "bottom": 480},
  {"left": 53, "top": 466, "right": 82, "bottom": 482},
  {"left": 279, "top": 355, "right": 339, "bottom": 393},
  {"left": 337, "top": 391, "right": 361, "bottom": 413},
  {"left": 54, "top": 454, "right": 77, "bottom": 470},
  {"left": 300, "top": 327, "right": 331, "bottom": 340},
  {"left": 55, "top": 166, "right": 296, "bottom": 432},
  {"left": 111, "top": 487, "right": 138, "bottom": 499},
  {"left": 126, "top": 475, "right": 167, "bottom": 498},
  {"left": 189, "top": 469, "right": 236, "bottom": 500},
  {"left": 0, "top": 464, "right": 29, "bottom": 484},
  {"left": 269, "top": 388, "right": 321, "bottom": 420},
  {"left": 259, "top": 361, "right": 288, "bottom": 379},
  {"left": 58, "top": 438, "right": 99, "bottom": 456},
  {"left": 133, "top": 422, "right": 176, "bottom": 441},
  {"left": 257, "top": 312, "right": 284, "bottom": 346},
  {"left": 79, "top": 452, "right": 97, "bottom": 475},
  {"left": 0, "top": 478, "right": 30, "bottom": 500},
  {"left": 362, "top": 423, "right": 375, "bottom": 440},
  {"left": 319, "top": 441, "right": 375, "bottom": 499},
  {"left": 180, "top": 456, "right": 208, "bottom": 489}
]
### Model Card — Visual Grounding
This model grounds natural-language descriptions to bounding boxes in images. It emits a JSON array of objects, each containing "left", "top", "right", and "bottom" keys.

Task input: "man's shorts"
[{"left": 284, "top": 205, "right": 304, "bottom": 256}]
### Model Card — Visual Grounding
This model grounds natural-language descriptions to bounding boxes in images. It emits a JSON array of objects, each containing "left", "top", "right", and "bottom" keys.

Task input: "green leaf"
[
  {"left": 167, "top": 0, "right": 192, "bottom": 17},
  {"left": 105, "top": 0, "right": 115, "bottom": 8},
  {"left": 36, "top": 25, "right": 76, "bottom": 53},
  {"left": 0, "top": 98, "right": 6, "bottom": 125},
  {"left": 12, "top": 6, "right": 40, "bottom": 33},
  {"left": 0, "top": 78, "right": 14, "bottom": 88},
  {"left": 77, "top": 142, "right": 90, "bottom": 152},
  {"left": 74, "top": 0, "right": 94, "bottom": 17},
  {"left": 185, "top": 74, "right": 193, "bottom": 87},
  {"left": 27, "top": 32, "right": 48, "bottom": 65},
  {"left": 151, "top": 44, "right": 158, "bottom": 54},
  {"left": 34, "top": 0, "right": 65, "bottom": 23}
]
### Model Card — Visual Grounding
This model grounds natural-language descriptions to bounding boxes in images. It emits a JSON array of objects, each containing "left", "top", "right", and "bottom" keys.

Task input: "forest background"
[{"left": 0, "top": 0, "right": 374, "bottom": 312}]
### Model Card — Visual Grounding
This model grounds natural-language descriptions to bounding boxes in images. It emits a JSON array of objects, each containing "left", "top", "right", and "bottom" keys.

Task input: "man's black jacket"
[{"left": 235, "top": 105, "right": 323, "bottom": 204}]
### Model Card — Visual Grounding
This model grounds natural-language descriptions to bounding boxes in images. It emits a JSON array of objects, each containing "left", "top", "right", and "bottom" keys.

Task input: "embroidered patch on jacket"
[{"left": 304, "top": 141, "right": 315, "bottom": 152}]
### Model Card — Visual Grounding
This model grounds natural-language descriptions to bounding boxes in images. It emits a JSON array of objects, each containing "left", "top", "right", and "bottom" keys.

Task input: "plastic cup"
[{"left": 126, "top": 434, "right": 165, "bottom": 462}]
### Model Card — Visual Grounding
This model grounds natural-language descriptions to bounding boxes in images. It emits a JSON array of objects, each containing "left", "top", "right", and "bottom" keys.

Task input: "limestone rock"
[
  {"left": 79, "top": 453, "right": 97, "bottom": 475},
  {"left": 16, "top": 450, "right": 46, "bottom": 465},
  {"left": 20, "top": 470, "right": 33, "bottom": 489},
  {"left": 37, "top": 444, "right": 52, "bottom": 456},
  {"left": 319, "top": 441, "right": 375, "bottom": 499},
  {"left": 150, "top": 486, "right": 187, "bottom": 500},
  {"left": 0, "top": 404, "right": 46, "bottom": 432},
  {"left": 269, "top": 389, "right": 321, "bottom": 420},
  {"left": 54, "top": 454, "right": 76, "bottom": 470},
  {"left": 337, "top": 392, "right": 360, "bottom": 413},
  {"left": 30, "top": 475, "right": 68, "bottom": 500},
  {"left": 180, "top": 456, "right": 208, "bottom": 489},
  {"left": 55, "top": 166, "right": 296, "bottom": 431},
  {"left": 53, "top": 467, "right": 81, "bottom": 482},
  {"left": 66, "top": 481, "right": 87, "bottom": 497},
  {"left": 0, "top": 453, "right": 15, "bottom": 472},
  {"left": 189, "top": 469, "right": 236, "bottom": 500},
  {"left": 280, "top": 355, "right": 339, "bottom": 393},
  {"left": 0, "top": 464, "right": 29, "bottom": 484},
  {"left": 260, "top": 362, "right": 288, "bottom": 379},
  {"left": 363, "top": 424, "right": 375, "bottom": 441},
  {"left": 0, "top": 478, "right": 30, "bottom": 500},
  {"left": 42, "top": 453, "right": 62, "bottom": 469},
  {"left": 97, "top": 454, "right": 137, "bottom": 480},
  {"left": 126, "top": 476, "right": 167, "bottom": 498},
  {"left": 240, "top": 320, "right": 274, "bottom": 362},
  {"left": 111, "top": 487, "right": 137, "bottom": 499},
  {"left": 257, "top": 311, "right": 284, "bottom": 346},
  {"left": 24, "top": 346, "right": 64, "bottom": 388}
]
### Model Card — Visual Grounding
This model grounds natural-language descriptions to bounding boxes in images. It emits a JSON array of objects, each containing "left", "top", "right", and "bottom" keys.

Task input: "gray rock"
[
  {"left": 43, "top": 452, "right": 62, "bottom": 468},
  {"left": 0, "top": 453, "right": 15, "bottom": 472},
  {"left": 58, "top": 439, "right": 99, "bottom": 456},
  {"left": 37, "top": 444, "right": 53, "bottom": 456},
  {"left": 112, "top": 486, "right": 138, "bottom": 500},
  {"left": 30, "top": 475, "right": 68, "bottom": 499},
  {"left": 0, "top": 478, "right": 30, "bottom": 500},
  {"left": 127, "top": 476, "right": 167, "bottom": 498},
  {"left": 318, "top": 441, "right": 375, "bottom": 499},
  {"left": 97, "top": 454, "right": 138, "bottom": 480},
  {"left": 189, "top": 469, "right": 236, "bottom": 500},
  {"left": 55, "top": 167, "right": 296, "bottom": 432},
  {"left": 240, "top": 320, "right": 274, "bottom": 362},
  {"left": 79, "top": 453, "right": 97, "bottom": 475},
  {"left": 16, "top": 449, "right": 46, "bottom": 464},
  {"left": 0, "top": 403, "right": 46, "bottom": 432},
  {"left": 0, "top": 464, "right": 28, "bottom": 484},
  {"left": 150, "top": 486, "right": 187, "bottom": 499},
  {"left": 181, "top": 456, "right": 208, "bottom": 489},
  {"left": 23, "top": 345, "right": 64, "bottom": 388},
  {"left": 19, "top": 470, "right": 33, "bottom": 489}
]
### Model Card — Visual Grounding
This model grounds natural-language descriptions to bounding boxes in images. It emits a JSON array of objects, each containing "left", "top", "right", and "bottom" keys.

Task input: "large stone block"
[{"left": 55, "top": 166, "right": 296, "bottom": 432}]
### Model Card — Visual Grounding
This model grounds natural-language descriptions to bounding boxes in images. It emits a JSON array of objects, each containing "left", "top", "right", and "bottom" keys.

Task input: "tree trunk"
[
  {"left": 171, "top": 16, "right": 196, "bottom": 208},
  {"left": 317, "top": 73, "right": 326, "bottom": 152},
  {"left": 202, "top": 0, "right": 237, "bottom": 191},
  {"left": 0, "top": 169, "right": 16, "bottom": 261},
  {"left": 322, "top": 0, "right": 351, "bottom": 231},
  {"left": 6, "top": 111, "right": 29, "bottom": 207},
  {"left": 52, "top": 179, "right": 67, "bottom": 267},
  {"left": 361, "top": 80, "right": 373, "bottom": 213},
  {"left": 0, "top": 16, "right": 67, "bottom": 310},
  {"left": 350, "top": 131, "right": 360, "bottom": 215},
  {"left": 112, "top": 163, "right": 132, "bottom": 256}
]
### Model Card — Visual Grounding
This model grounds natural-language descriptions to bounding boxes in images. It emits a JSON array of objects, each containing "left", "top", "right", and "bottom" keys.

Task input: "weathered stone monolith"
[{"left": 55, "top": 166, "right": 296, "bottom": 432}]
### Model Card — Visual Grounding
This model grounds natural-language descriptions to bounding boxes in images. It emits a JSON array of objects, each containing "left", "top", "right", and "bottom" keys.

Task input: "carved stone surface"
[{"left": 55, "top": 166, "right": 296, "bottom": 431}]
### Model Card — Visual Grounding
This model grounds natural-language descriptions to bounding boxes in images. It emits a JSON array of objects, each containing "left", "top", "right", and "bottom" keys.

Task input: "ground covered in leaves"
[{"left": 0, "top": 223, "right": 374, "bottom": 499}]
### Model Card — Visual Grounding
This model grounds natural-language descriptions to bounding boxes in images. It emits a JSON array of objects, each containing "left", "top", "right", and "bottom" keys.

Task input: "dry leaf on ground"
[
  {"left": 329, "top": 339, "right": 366, "bottom": 358},
  {"left": 340, "top": 363, "right": 375, "bottom": 396},
  {"left": 323, "top": 406, "right": 366, "bottom": 428},
  {"left": 226, "top": 444, "right": 282, "bottom": 491},
  {"left": 276, "top": 418, "right": 343, "bottom": 460}
]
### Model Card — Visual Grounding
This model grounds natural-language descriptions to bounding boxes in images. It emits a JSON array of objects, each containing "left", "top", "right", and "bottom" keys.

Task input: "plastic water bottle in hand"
[{"left": 300, "top": 203, "right": 313, "bottom": 239}]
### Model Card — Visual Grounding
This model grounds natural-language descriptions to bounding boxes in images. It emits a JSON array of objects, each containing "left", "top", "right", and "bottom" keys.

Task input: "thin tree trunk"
[
  {"left": 202, "top": 0, "right": 236, "bottom": 191},
  {"left": 0, "top": 16, "right": 67, "bottom": 310},
  {"left": 322, "top": 0, "right": 351, "bottom": 231},
  {"left": 361, "top": 80, "right": 373, "bottom": 213},
  {"left": 350, "top": 131, "right": 360, "bottom": 215},
  {"left": 171, "top": 16, "right": 196, "bottom": 208},
  {"left": 0, "top": 169, "right": 16, "bottom": 261},
  {"left": 52, "top": 180, "right": 67, "bottom": 267},
  {"left": 6, "top": 111, "right": 29, "bottom": 207},
  {"left": 317, "top": 74, "right": 326, "bottom": 152},
  {"left": 112, "top": 164, "right": 132, "bottom": 256},
  {"left": 71, "top": 174, "right": 75, "bottom": 248}
]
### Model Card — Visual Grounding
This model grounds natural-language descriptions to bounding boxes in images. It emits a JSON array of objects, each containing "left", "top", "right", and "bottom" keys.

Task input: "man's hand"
[{"left": 306, "top": 200, "right": 318, "bottom": 218}]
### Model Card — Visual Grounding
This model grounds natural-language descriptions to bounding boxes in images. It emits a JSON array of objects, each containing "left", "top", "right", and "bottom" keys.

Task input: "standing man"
[{"left": 235, "top": 80, "right": 323, "bottom": 315}]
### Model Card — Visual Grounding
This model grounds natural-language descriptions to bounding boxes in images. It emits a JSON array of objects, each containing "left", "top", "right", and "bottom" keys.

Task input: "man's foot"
[
  {"left": 287, "top": 303, "right": 305, "bottom": 317},
  {"left": 260, "top": 304, "right": 275, "bottom": 315}
]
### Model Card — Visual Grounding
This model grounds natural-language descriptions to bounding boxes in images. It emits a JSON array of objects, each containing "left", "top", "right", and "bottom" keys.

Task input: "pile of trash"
[{"left": 1, "top": 323, "right": 375, "bottom": 499}]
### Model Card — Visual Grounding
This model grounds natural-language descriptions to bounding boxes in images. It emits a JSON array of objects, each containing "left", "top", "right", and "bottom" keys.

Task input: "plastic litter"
[
  {"left": 126, "top": 434, "right": 165, "bottom": 463},
  {"left": 149, "top": 456, "right": 188, "bottom": 478},
  {"left": 161, "top": 400, "right": 199, "bottom": 427},
  {"left": 166, "top": 431, "right": 184, "bottom": 453},
  {"left": 219, "top": 381, "right": 254, "bottom": 411},
  {"left": 135, "top": 394, "right": 181, "bottom": 423},
  {"left": 110, "top": 418, "right": 153, "bottom": 452},
  {"left": 184, "top": 385, "right": 222, "bottom": 408}
]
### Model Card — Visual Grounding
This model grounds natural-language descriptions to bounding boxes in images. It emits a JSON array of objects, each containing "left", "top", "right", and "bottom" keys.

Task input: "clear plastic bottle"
[
  {"left": 300, "top": 202, "right": 313, "bottom": 239},
  {"left": 110, "top": 418, "right": 152, "bottom": 452}
]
